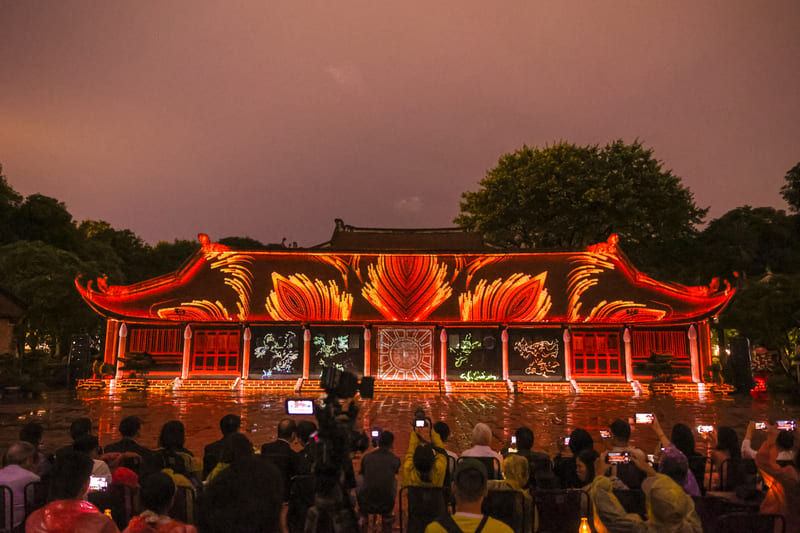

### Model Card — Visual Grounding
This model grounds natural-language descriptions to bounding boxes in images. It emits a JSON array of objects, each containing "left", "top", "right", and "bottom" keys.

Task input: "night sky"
[{"left": 1, "top": 1, "right": 798, "bottom": 247}]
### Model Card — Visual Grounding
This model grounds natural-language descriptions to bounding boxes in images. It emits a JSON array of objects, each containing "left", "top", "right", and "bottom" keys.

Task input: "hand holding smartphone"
[{"left": 635, "top": 413, "right": 654, "bottom": 424}]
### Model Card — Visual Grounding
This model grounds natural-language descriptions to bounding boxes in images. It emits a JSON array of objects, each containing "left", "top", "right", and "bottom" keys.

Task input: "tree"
[
  {"left": 780, "top": 162, "right": 800, "bottom": 213},
  {"left": 455, "top": 140, "right": 707, "bottom": 269},
  {"left": 218, "top": 236, "right": 269, "bottom": 250},
  {"left": 0, "top": 164, "right": 22, "bottom": 244},
  {"left": 11, "top": 193, "right": 80, "bottom": 251}
]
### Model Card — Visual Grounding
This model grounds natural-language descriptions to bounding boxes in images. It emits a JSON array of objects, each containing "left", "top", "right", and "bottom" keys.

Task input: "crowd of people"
[{"left": 0, "top": 409, "right": 798, "bottom": 533}]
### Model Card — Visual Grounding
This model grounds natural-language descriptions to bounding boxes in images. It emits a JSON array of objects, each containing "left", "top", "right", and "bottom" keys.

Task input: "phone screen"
[
  {"left": 511, "top": 435, "right": 517, "bottom": 444},
  {"left": 777, "top": 420, "right": 796, "bottom": 431},
  {"left": 89, "top": 476, "right": 108, "bottom": 492},
  {"left": 370, "top": 429, "right": 380, "bottom": 438},
  {"left": 415, "top": 419, "right": 425, "bottom": 428},
  {"left": 697, "top": 425, "right": 714, "bottom": 434},
  {"left": 600, "top": 430, "right": 611, "bottom": 438},
  {"left": 286, "top": 399, "right": 314, "bottom": 415},
  {"left": 563, "top": 437, "right": 570, "bottom": 446},
  {"left": 635, "top": 413, "right": 654, "bottom": 424},
  {"left": 755, "top": 422, "right": 767, "bottom": 430},
  {"left": 606, "top": 452, "right": 630, "bottom": 464}
]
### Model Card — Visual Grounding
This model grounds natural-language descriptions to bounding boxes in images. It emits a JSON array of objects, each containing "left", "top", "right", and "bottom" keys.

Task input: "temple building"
[{"left": 76, "top": 220, "right": 734, "bottom": 393}]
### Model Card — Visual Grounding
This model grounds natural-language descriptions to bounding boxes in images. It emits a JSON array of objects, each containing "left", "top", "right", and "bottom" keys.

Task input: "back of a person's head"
[
  {"left": 501, "top": 454, "right": 529, "bottom": 489},
  {"left": 69, "top": 417, "right": 93, "bottom": 441},
  {"left": 378, "top": 431, "right": 394, "bottom": 449},
  {"left": 197, "top": 455, "right": 281, "bottom": 533},
  {"left": 4, "top": 441, "right": 36, "bottom": 466},
  {"left": 295, "top": 420, "right": 317, "bottom": 445},
  {"left": 19, "top": 422, "right": 44, "bottom": 445},
  {"left": 659, "top": 446, "right": 689, "bottom": 485},
  {"left": 140, "top": 471, "right": 176, "bottom": 514},
  {"left": 576, "top": 448, "right": 600, "bottom": 481},
  {"left": 433, "top": 422, "right": 450, "bottom": 442},
  {"left": 453, "top": 458, "right": 488, "bottom": 503},
  {"left": 72, "top": 434, "right": 100, "bottom": 455},
  {"left": 610, "top": 419, "right": 631, "bottom": 442},
  {"left": 220, "top": 433, "right": 255, "bottom": 465},
  {"left": 158, "top": 420, "right": 186, "bottom": 450},
  {"left": 568, "top": 428, "right": 594, "bottom": 455},
  {"left": 220, "top": 414, "right": 241, "bottom": 436},
  {"left": 276, "top": 418, "right": 297, "bottom": 440},
  {"left": 716, "top": 427, "right": 740, "bottom": 458},
  {"left": 671, "top": 423, "right": 696, "bottom": 457},
  {"left": 472, "top": 423, "right": 492, "bottom": 447},
  {"left": 119, "top": 416, "right": 142, "bottom": 438},
  {"left": 413, "top": 444, "right": 435, "bottom": 479},
  {"left": 49, "top": 452, "right": 93, "bottom": 500},
  {"left": 776, "top": 430, "right": 794, "bottom": 451},
  {"left": 515, "top": 426, "right": 534, "bottom": 450}
]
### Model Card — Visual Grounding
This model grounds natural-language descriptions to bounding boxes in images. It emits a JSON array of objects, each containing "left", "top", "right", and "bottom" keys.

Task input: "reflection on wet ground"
[{"left": 1, "top": 389, "right": 799, "bottom": 458}]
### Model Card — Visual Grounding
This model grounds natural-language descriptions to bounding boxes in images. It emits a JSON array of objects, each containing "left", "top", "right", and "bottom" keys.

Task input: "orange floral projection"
[
  {"left": 265, "top": 273, "right": 353, "bottom": 321},
  {"left": 157, "top": 300, "right": 231, "bottom": 321},
  {"left": 459, "top": 272, "right": 552, "bottom": 322},
  {"left": 361, "top": 255, "right": 452, "bottom": 321}
]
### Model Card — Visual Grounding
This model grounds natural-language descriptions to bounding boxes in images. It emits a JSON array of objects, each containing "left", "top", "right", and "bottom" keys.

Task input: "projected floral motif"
[
  {"left": 265, "top": 273, "right": 353, "bottom": 321},
  {"left": 460, "top": 370, "right": 498, "bottom": 381},
  {"left": 253, "top": 331, "right": 299, "bottom": 378},
  {"left": 313, "top": 334, "right": 351, "bottom": 373},
  {"left": 362, "top": 256, "right": 452, "bottom": 321},
  {"left": 514, "top": 338, "right": 560, "bottom": 377},
  {"left": 567, "top": 253, "right": 615, "bottom": 321},
  {"left": 377, "top": 327, "right": 433, "bottom": 380},
  {"left": 459, "top": 272, "right": 551, "bottom": 322},
  {"left": 205, "top": 250, "right": 254, "bottom": 321},
  {"left": 450, "top": 333, "right": 483, "bottom": 368}
]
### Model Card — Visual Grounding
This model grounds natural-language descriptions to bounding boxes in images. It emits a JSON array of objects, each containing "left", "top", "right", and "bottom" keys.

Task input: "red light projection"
[
  {"left": 158, "top": 300, "right": 233, "bottom": 321},
  {"left": 586, "top": 301, "right": 667, "bottom": 322},
  {"left": 459, "top": 272, "right": 552, "bottom": 322},
  {"left": 265, "top": 273, "right": 352, "bottom": 321},
  {"left": 377, "top": 327, "right": 434, "bottom": 380},
  {"left": 361, "top": 255, "right": 452, "bottom": 321}
]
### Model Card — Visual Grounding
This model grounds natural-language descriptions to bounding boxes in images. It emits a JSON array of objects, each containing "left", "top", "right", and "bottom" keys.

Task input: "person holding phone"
[
  {"left": 608, "top": 419, "right": 646, "bottom": 490},
  {"left": 401, "top": 415, "right": 447, "bottom": 488},
  {"left": 755, "top": 422, "right": 800, "bottom": 533}
]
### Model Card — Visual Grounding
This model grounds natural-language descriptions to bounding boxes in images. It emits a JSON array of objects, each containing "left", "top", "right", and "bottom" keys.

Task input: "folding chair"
[
  {"left": 482, "top": 488, "right": 526, "bottom": 532},
  {"left": 398, "top": 486, "right": 449, "bottom": 533},
  {"left": 533, "top": 489, "right": 590, "bottom": 533},
  {"left": 0, "top": 485, "right": 12, "bottom": 533},
  {"left": 715, "top": 512, "right": 784, "bottom": 533}
]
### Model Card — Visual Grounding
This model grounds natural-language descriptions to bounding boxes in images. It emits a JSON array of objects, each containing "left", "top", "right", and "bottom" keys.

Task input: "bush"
[{"left": 766, "top": 373, "right": 796, "bottom": 394}]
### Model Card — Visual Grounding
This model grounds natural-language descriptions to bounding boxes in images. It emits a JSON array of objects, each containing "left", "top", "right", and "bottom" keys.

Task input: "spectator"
[
  {"left": 104, "top": 416, "right": 160, "bottom": 476},
  {"left": 512, "top": 426, "right": 552, "bottom": 488},
  {"left": 205, "top": 433, "right": 255, "bottom": 484},
  {"left": 196, "top": 455, "right": 282, "bottom": 533},
  {"left": 755, "top": 423, "right": 800, "bottom": 533},
  {"left": 0, "top": 441, "right": 40, "bottom": 528},
  {"left": 461, "top": 423, "right": 502, "bottom": 462},
  {"left": 553, "top": 428, "right": 594, "bottom": 488},
  {"left": 156, "top": 421, "right": 201, "bottom": 487},
  {"left": 56, "top": 417, "right": 95, "bottom": 458},
  {"left": 25, "top": 452, "right": 119, "bottom": 533},
  {"left": 19, "top": 422, "right": 53, "bottom": 479},
  {"left": 578, "top": 449, "right": 642, "bottom": 532},
  {"left": 73, "top": 435, "right": 113, "bottom": 484},
  {"left": 433, "top": 421, "right": 459, "bottom": 463},
  {"left": 648, "top": 416, "right": 700, "bottom": 496},
  {"left": 294, "top": 420, "right": 317, "bottom": 475},
  {"left": 357, "top": 430, "right": 401, "bottom": 533},
  {"left": 260, "top": 418, "right": 298, "bottom": 501},
  {"left": 424, "top": 458, "right": 513, "bottom": 533},
  {"left": 629, "top": 453, "right": 703, "bottom": 532},
  {"left": 670, "top": 423, "right": 706, "bottom": 492},
  {"left": 608, "top": 419, "right": 646, "bottom": 489},
  {"left": 488, "top": 454, "right": 532, "bottom": 533},
  {"left": 742, "top": 421, "right": 795, "bottom": 465},
  {"left": 202, "top": 414, "right": 240, "bottom": 480},
  {"left": 402, "top": 422, "right": 447, "bottom": 487},
  {"left": 709, "top": 426, "right": 741, "bottom": 490},
  {"left": 123, "top": 472, "right": 197, "bottom": 533}
]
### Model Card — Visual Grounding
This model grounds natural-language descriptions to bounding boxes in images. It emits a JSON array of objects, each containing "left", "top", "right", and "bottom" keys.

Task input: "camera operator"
[
  {"left": 357, "top": 430, "right": 401, "bottom": 533},
  {"left": 402, "top": 411, "right": 448, "bottom": 487}
]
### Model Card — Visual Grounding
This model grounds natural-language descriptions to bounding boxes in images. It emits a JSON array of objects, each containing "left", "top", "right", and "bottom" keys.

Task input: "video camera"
[{"left": 320, "top": 366, "right": 375, "bottom": 399}]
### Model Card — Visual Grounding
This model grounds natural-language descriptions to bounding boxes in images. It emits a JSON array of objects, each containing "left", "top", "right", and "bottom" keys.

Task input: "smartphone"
[
  {"left": 606, "top": 451, "right": 631, "bottom": 464},
  {"left": 777, "top": 420, "right": 796, "bottom": 431},
  {"left": 647, "top": 454, "right": 655, "bottom": 464},
  {"left": 89, "top": 476, "right": 108, "bottom": 492},
  {"left": 755, "top": 422, "right": 767, "bottom": 431},
  {"left": 697, "top": 425, "right": 714, "bottom": 434},
  {"left": 415, "top": 419, "right": 425, "bottom": 428},
  {"left": 511, "top": 435, "right": 517, "bottom": 445},
  {"left": 562, "top": 436, "right": 571, "bottom": 446},
  {"left": 370, "top": 428, "right": 381, "bottom": 439},
  {"left": 600, "top": 430, "right": 611, "bottom": 438},
  {"left": 286, "top": 399, "right": 314, "bottom": 415},
  {"left": 635, "top": 413, "right": 654, "bottom": 424}
]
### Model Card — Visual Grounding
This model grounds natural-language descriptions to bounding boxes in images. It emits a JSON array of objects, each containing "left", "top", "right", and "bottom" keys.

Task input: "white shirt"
[
  {"left": 0, "top": 464, "right": 40, "bottom": 526},
  {"left": 461, "top": 445, "right": 503, "bottom": 463}
]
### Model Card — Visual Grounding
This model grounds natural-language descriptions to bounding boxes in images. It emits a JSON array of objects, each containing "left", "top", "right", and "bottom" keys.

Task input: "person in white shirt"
[
  {"left": 741, "top": 420, "right": 796, "bottom": 463},
  {"left": 461, "top": 423, "right": 503, "bottom": 478},
  {"left": 0, "top": 440, "right": 41, "bottom": 527}
]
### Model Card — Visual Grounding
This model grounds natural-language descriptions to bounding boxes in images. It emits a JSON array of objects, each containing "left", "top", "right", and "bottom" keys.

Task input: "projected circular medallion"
[
  {"left": 377, "top": 327, "right": 433, "bottom": 380},
  {"left": 389, "top": 339, "right": 422, "bottom": 370}
]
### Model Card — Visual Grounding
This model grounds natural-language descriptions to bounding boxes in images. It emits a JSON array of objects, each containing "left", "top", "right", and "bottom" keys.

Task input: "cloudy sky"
[{"left": 1, "top": 1, "right": 798, "bottom": 247}]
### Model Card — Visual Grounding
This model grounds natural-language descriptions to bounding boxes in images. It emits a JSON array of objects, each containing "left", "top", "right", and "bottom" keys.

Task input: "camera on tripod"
[{"left": 320, "top": 366, "right": 375, "bottom": 399}]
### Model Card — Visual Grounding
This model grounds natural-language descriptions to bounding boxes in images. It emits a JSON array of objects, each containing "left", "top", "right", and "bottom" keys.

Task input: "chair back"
[
  {"left": 482, "top": 488, "right": 525, "bottom": 532},
  {"left": 23, "top": 481, "right": 48, "bottom": 520},
  {"left": 0, "top": 485, "right": 12, "bottom": 533},
  {"left": 533, "top": 489, "right": 590, "bottom": 533},
  {"left": 457, "top": 456, "right": 501, "bottom": 480},
  {"left": 87, "top": 483, "right": 140, "bottom": 530},
  {"left": 398, "top": 486, "right": 449, "bottom": 533},
  {"left": 612, "top": 489, "right": 646, "bottom": 519},
  {"left": 716, "top": 512, "right": 785, "bottom": 533},
  {"left": 168, "top": 485, "right": 196, "bottom": 524},
  {"left": 718, "top": 458, "right": 758, "bottom": 492},
  {"left": 688, "top": 455, "right": 709, "bottom": 495}
]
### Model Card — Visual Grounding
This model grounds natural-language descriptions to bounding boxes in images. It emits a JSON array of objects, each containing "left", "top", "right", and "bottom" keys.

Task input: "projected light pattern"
[
  {"left": 265, "top": 273, "right": 352, "bottom": 321},
  {"left": 449, "top": 333, "right": 482, "bottom": 368},
  {"left": 312, "top": 334, "right": 350, "bottom": 373},
  {"left": 206, "top": 251, "right": 254, "bottom": 321},
  {"left": 514, "top": 338, "right": 560, "bottom": 377},
  {"left": 587, "top": 300, "right": 667, "bottom": 322},
  {"left": 254, "top": 331, "right": 299, "bottom": 378},
  {"left": 459, "top": 272, "right": 551, "bottom": 322},
  {"left": 567, "top": 253, "right": 615, "bottom": 321},
  {"left": 157, "top": 300, "right": 231, "bottom": 321},
  {"left": 460, "top": 370, "right": 498, "bottom": 381},
  {"left": 362, "top": 255, "right": 452, "bottom": 321},
  {"left": 377, "top": 327, "right": 433, "bottom": 380}
]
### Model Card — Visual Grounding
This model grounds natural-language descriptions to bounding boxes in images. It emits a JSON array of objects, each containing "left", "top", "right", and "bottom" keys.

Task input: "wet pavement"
[{"left": 2, "top": 389, "right": 799, "bottom": 459}]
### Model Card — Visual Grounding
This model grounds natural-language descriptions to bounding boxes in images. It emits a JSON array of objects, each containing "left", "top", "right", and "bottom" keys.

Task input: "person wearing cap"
[{"left": 424, "top": 458, "right": 513, "bottom": 533}]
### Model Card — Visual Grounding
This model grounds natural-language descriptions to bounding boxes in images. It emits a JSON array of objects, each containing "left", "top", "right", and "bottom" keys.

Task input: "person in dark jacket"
[
  {"left": 202, "top": 414, "right": 241, "bottom": 480},
  {"left": 104, "top": 416, "right": 160, "bottom": 476}
]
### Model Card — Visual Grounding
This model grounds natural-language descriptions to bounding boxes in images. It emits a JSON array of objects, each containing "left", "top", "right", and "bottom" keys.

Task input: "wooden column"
[
  {"left": 104, "top": 319, "right": 118, "bottom": 366},
  {"left": 623, "top": 327, "right": 634, "bottom": 380},
  {"left": 241, "top": 327, "right": 251, "bottom": 380},
  {"left": 563, "top": 328, "right": 572, "bottom": 381},
  {"left": 180, "top": 325, "right": 192, "bottom": 380},
  {"left": 440, "top": 328, "right": 448, "bottom": 382},
  {"left": 303, "top": 327, "right": 311, "bottom": 380},
  {"left": 363, "top": 327, "right": 371, "bottom": 377},
  {"left": 114, "top": 322, "right": 127, "bottom": 380},
  {"left": 501, "top": 328, "right": 509, "bottom": 381}
]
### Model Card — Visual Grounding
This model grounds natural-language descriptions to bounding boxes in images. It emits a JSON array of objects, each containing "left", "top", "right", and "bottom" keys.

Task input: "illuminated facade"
[{"left": 76, "top": 222, "right": 734, "bottom": 386}]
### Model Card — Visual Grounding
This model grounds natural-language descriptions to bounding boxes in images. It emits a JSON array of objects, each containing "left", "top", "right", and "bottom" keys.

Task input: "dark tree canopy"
[
  {"left": 455, "top": 140, "right": 708, "bottom": 262},
  {"left": 779, "top": 162, "right": 800, "bottom": 213}
]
